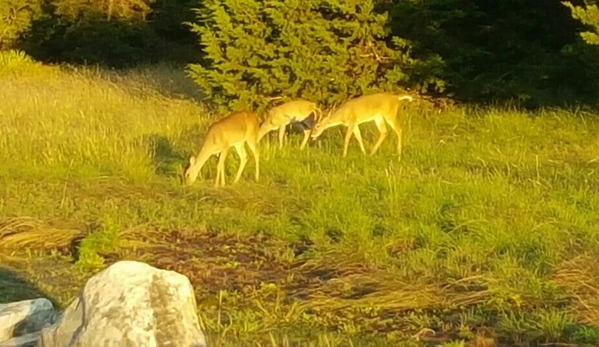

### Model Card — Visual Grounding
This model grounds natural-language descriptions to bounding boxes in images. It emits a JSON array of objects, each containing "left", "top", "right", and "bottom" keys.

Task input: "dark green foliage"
[
  {"left": 22, "top": 12, "right": 159, "bottom": 68},
  {"left": 11, "top": 0, "right": 200, "bottom": 68},
  {"left": 388, "top": 0, "right": 599, "bottom": 104},
  {"left": 149, "top": 0, "right": 199, "bottom": 43},
  {"left": 146, "top": 0, "right": 202, "bottom": 63},
  {"left": 186, "top": 0, "right": 437, "bottom": 112}
]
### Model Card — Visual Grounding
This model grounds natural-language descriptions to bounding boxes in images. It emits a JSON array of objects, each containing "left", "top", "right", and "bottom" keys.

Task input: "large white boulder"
[{"left": 38, "top": 260, "right": 207, "bottom": 347}]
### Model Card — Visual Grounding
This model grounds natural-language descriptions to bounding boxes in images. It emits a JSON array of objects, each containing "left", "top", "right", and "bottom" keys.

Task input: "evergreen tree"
[
  {"left": 564, "top": 1, "right": 599, "bottom": 45},
  {"left": 186, "top": 0, "right": 424, "bottom": 113}
]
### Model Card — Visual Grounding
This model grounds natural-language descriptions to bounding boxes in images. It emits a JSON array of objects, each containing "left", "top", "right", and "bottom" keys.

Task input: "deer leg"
[
  {"left": 246, "top": 139, "right": 260, "bottom": 182},
  {"left": 386, "top": 117, "right": 403, "bottom": 160},
  {"left": 300, "top": 128, "right": 311, "bottom": 150},
  {"left": 352, "top": 125, "right": 366, "bottom": 154},
  {"left": 215, "top": 148, "right": 229, "bottom": 187},
  {"left": 232, "top": 144, "right": 248, "bottom": 184},
  {"left": 370, "top": 117, "right": 389, "bottom": 156},
  {"left": 342, "top": 123, "right": 355, "bottom": 158},
  {"left": 277, "top": 125, "right": 286, "bottom": 149}
]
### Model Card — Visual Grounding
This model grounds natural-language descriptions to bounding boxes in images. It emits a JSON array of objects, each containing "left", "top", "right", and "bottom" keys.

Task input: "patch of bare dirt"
[{"left": 99, "top": 228, "right": 320, "bottom": 295}]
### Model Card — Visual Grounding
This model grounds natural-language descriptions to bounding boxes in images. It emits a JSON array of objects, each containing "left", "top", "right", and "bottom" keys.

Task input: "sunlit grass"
[{"left": 1, "top": 59, "right": 599, "bottom": 346}]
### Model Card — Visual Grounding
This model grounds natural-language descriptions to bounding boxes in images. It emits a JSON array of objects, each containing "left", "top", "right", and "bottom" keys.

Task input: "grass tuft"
[{"left": 0, "top": 217, "right": 83, "bottom": 251}]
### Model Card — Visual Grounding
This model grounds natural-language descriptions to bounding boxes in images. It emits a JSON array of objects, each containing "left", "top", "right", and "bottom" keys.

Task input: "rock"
[
  {"left": 0, "top": 298, "right": 55, "bottom": 344},
  {"left": 38, "top": 260, "right": 207, "bottom": 347},
  {"left": 0, "top": 332, "right": 41, "bottom": 347}
]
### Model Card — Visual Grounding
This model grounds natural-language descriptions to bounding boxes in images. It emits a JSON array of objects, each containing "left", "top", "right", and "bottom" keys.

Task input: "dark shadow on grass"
[
  {"left": 141, "top": 134, "right": 188, "bottom": 178},
  {"left": 0, "top": 267, "right": 56, "bottom": 305}
]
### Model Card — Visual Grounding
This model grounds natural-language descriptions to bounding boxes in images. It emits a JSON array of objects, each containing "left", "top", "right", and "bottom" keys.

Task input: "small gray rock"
[
  {"left": 0, "top": 331, "right": 41, "bottom": 347},
  {"left": 0, "top": 298, "right": 54, "bottom": 344}
]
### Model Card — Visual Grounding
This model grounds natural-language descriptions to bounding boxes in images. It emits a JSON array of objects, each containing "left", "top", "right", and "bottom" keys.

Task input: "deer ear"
[{"left": 189, "top": 156, "right": 196, "bottom": 165}]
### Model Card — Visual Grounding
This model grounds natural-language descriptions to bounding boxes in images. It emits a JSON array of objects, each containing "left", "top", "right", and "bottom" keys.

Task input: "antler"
[{"left": 325, "top": 100, "right": 341, "bottom": 118}]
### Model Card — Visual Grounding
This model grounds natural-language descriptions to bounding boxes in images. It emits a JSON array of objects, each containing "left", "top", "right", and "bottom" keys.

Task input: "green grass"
[{"left": 1, "top": 59, "right": 599, "bottom": 346}]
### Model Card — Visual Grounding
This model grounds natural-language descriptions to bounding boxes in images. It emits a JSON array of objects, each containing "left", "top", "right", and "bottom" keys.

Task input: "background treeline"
[
  {"left": 3, "top": 0, "right": 599, "bottom": 107},
  {"left": 0, "top": 0, "right": 201, "bottom": 67}
]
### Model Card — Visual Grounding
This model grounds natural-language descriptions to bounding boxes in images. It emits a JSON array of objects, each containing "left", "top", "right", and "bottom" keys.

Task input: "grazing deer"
[
  {"left": 258, "top": 99, "right": 323, "bottom": 150},
  {"left": 310, "top": 92, "right": 414, "bottom": 159},
  {"left": 183, "top": 110, "right": 260, "bottom": 187}
]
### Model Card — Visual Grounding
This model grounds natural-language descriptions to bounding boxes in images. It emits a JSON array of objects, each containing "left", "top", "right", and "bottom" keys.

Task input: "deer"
[
  {"left": 310, "top": 92, "right": 415, "bottom": 159},
  {"left": 258, "top": 99, "right": 323, "bottom": 150},
  {"left": 183, "top": 110, "right": 260, "bottom": 188}
]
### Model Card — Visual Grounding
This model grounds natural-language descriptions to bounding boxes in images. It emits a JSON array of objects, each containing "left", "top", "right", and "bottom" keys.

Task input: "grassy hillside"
[{"left": 1, "top": 58, "right": 599, "bottom": 346}]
